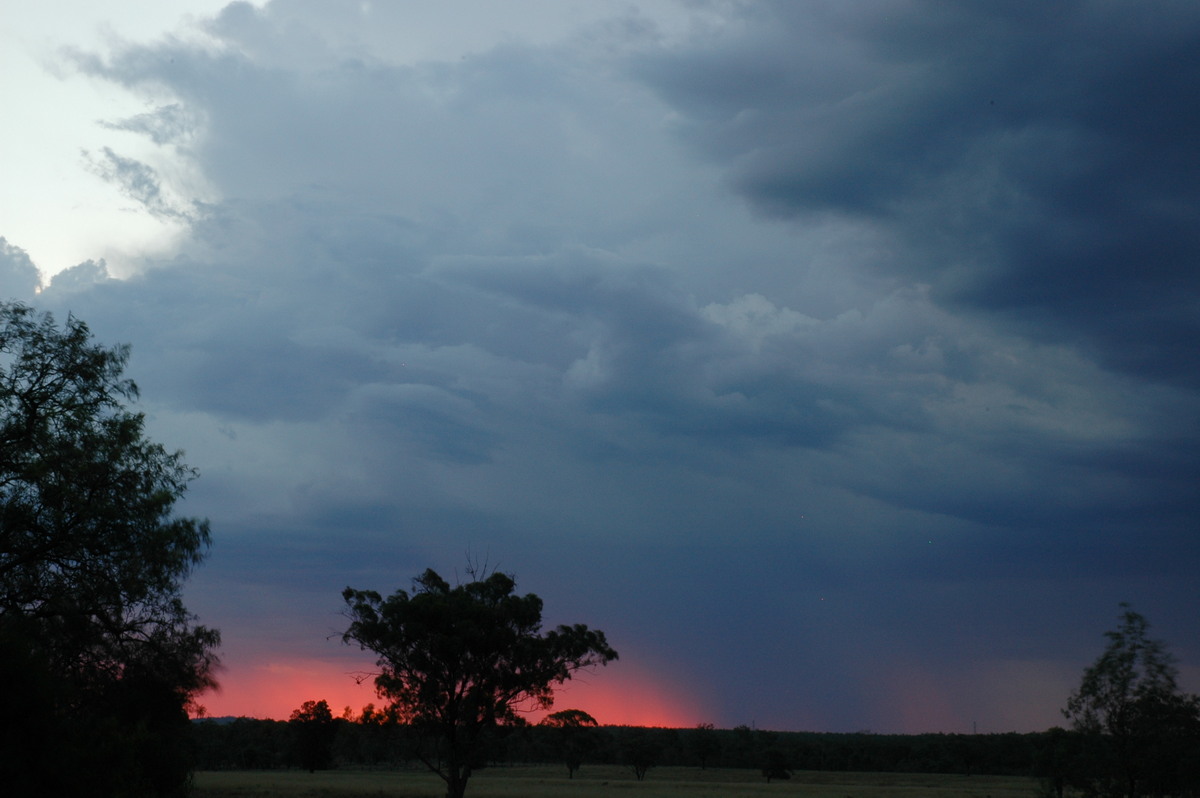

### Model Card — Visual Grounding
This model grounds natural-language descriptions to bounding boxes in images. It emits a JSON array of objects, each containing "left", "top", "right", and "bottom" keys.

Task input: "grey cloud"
[
  {"left": 101, "top": 104, "right": 202, "bottom": 147},
  {"left": 36, "top": 1, "right": 1200, "bottom": 732},
  {"left": 635, "top": 0, "right": 1200, "bottom": 386},
  {"left": 0, "top": 238, "right": 42, "bottom": 298},
  {"left": 70, "top": 8, "right": 700, "bottom": 267},
  {"left": 443, "top": 250, "right": 1152, "bottom": 480},
  {"left": 442, "top": 252, "right": 853, "bottom": 447},
  {"left": 48, "top": 259, "right": 112, "bottom": 294},
  {"left": 83, "top": 147, "right": 193, "bottom": 220},
  {"left": 346, "top": 382, "right": 499, "bottom": 465}
]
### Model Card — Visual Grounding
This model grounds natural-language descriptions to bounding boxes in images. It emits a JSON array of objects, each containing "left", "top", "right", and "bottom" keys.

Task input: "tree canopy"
[
  {"left": 342, "top": 567, "right": 617, "bottom": 798},
  {"left": 541, "top": 708, "right": 600, "bottom": 728},
  {"left": 289, "top": 699, "right": 337, "bottom": 772},
  {"left": 1063, "top": 604, "right": 1200, "bottom": 798},
  {"left": 0, "top": 301, "right": 218, "bottom": 797},
  {"left": 540, "top": 708, "right": 600, "bottom": 778}
]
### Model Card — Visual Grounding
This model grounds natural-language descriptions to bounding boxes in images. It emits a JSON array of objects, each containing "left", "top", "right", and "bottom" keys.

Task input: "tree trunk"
[{"left": 445, "top": 770, "right": 468, "bottom": 798}]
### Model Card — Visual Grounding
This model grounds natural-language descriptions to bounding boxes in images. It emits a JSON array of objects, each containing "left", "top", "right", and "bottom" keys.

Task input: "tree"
[
  {"left": 540, "top": 708, "right": 599, "bottom": 778},
  {"left": 1063, "top": 604, "right": 1200, "bottom": 798},
  {"left": 1034, "top": 726, "right": 1087, "bottom": 798},
  {"left": 0, "top": 302, "right": 219, "bottom": 797},
  {"left": 289, "top": 699, "right": 338, "bottom": 772},
  {"left": 624, "top": 729, "right": 659, "bottom": 781},
  {"left": 342, "top": 567, "right": 617, "bottom": 798},
  {"left": 761, "top": 747, "right": 793, "bottom": 783},
  {"left": 689, "top": 722, "right": 721, "bottom": 769}
]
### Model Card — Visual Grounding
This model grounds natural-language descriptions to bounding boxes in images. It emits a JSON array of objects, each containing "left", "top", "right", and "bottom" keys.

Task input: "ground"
[{"left": 192, "top": 765, "right": 1040, "bottom": 798}]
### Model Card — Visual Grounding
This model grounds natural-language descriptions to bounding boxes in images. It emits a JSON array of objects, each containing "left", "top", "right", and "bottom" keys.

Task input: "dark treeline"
[{"left": 192, "top": 716, "right": 1065, "bottom": 779}]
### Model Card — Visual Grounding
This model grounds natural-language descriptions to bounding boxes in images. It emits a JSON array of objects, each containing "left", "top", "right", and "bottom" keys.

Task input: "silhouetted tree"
[
  {"left": 728, "top": 724, "right": 757, "bottom": 768},
  {"left": 624, "top": 729, "right": 660, "bottom": 781},
  {"left": 762, "top": 747, "right": 793, "bottom": 782},
  {"left": 1034, "top": 726, "right": 1087, "bottom": 798},
  {"left": 540, "top": 708, "right": 599, "bottom": 778},
  {"left": 290, "top": 699, "right": 338, "bottom": 772},
  {"left": 1063, "top": 604, "right": 1200, "bottom": 798},
  {"left": 342, "top": 567, "right": 617, "bottom": 798},
  {"left": 689, "top": 722, "right": 721, "bottom": 769},
  {"left": 0, "top": 302, "right": 219, "bottom": 797}
]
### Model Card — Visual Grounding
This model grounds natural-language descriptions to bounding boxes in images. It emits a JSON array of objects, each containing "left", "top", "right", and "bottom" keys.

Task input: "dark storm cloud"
[
  {"left": 635, "top": 0, "right": 1200, "bottom": 385},
  {"left": 20, "top": 0, "right": 1200, "bottom": 732},
  {"left": 445, "top": 252, "right": 958, "bottom": 450}
]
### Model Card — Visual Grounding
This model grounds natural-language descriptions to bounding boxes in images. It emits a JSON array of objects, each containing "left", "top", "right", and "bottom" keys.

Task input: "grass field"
[{"left": 192, "top": 765, "right": 1042, "bottom": 798}]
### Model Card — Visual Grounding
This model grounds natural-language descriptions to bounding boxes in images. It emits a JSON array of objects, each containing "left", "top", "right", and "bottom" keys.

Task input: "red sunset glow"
[
  {"left": 197, "top": 658, "right": 376, "bottom": 720},
  {"left": 196, "top": 657, "right": 704, "bottom": 728},
  {"left": 531, "top": 661, "right": 706, "bottom": 728}
]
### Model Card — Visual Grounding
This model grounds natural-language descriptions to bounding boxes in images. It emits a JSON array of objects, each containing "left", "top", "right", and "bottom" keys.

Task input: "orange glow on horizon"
[
  {"left": 196, "top": 657, "right": 706, "bottom": 729},
  {"left": 530, "top": 660, "right": 707, "bottom": 728},
  {"left": 197, "top": 658, "right": 376, "bottom": 720}
]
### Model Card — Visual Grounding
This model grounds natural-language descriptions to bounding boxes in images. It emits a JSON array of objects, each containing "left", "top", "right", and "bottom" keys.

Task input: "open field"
[{"left": 192, "top": 765, "right": 1041, "bottom": 798}]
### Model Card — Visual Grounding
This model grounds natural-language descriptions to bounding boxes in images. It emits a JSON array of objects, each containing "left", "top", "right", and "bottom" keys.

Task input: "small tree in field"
[
  {"left": 342, "top": 567, "right": 617, "bottom": 798},
  {"left": 761, "top": 747, "right": 792, "bottom": 783},
  {"left": 624, "top": 729, "right": 659, "bottom": 781},
  {"left": 689, "top": 722, "right": 720, "bottom": 769},
  {"left": 540, "top": 708, "right": 599, "bottom": 778}
]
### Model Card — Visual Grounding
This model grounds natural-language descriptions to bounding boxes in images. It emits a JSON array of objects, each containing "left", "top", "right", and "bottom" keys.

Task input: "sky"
[{"left": 3, "top": 0, "right": 1199, "bottom": 733}]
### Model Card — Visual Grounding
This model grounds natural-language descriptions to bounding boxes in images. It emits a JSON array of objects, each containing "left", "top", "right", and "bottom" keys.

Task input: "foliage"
[
  {"left": 0, "top": 302, "right": 219, "bottom": 796},
  {"left": 1063, "top": 604, "right": 1200, "bottom": 798},
  {"left": 290, "top": 699, "right": 338, "bottom": 772},
  {"left": 540, "top": 708, "right": 600, "bottom": 778},
  {"left": 761, "top": 747, "right": 793, "bottom": 782},
  {"left": 541, "top": 709, "right": 600, "bottom": 728},
  {"left": 193, "top": 718, "right": 296, "bottom": 770},
  {"left": 624, "top": 729, "right": 660, "bottom": 781},
  {"left": 342, "top": 567, "right": 617, "bottom": 798},
  {"left": 194, "top": 717, "right": 1062, "bottom": 778},
  {"left": 1033, "top": 727, "right": 1087, "bottom": 798},
  {"left": 689, "top": 722, "right": 720, "bottom": 769}
]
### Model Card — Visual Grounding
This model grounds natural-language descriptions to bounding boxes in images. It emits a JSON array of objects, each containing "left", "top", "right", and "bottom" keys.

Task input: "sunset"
[
  {"left": 4, "top": 5, "right": 1200, "bottom": 789},
  {"left": 197, "top": 657, "right": 375, "bottom": 722},
  {"left": 196, "top": 649, "right": 704, "bottom": 730}
]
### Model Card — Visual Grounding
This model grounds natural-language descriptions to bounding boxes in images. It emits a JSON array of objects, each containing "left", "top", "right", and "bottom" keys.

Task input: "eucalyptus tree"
[
  {"left": 0, "top": 301, "right": 218, "bottom": 796},
  {"left": 540, "top": 708, "right": 600, "bottom": 778},
  {"left": 343, "top": 567, "right": 617, "bottom": 798}
]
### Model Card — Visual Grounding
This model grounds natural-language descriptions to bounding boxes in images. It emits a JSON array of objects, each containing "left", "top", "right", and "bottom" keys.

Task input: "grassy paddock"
[{"left": 192, "top": 765, "right": 1040, "bottom": 798}]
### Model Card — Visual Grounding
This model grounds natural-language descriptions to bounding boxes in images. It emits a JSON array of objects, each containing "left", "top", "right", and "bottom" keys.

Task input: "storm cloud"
[
  {"left": 7, "top": 0, "right": 1198, "bottom": 731},
  {"left": 635, "top": 1, "right": 1200, "bottom": 384}
]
